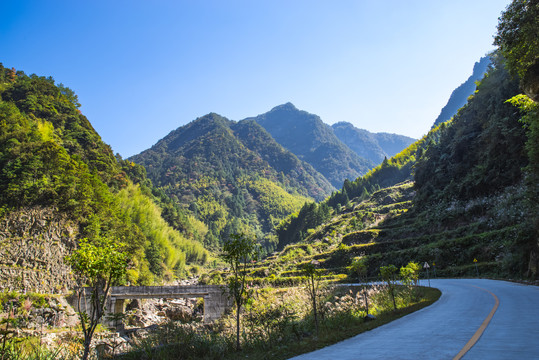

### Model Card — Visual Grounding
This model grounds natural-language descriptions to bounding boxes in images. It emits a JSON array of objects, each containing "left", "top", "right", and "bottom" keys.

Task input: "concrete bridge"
[{"left": 76, "top": 285, "right": 233, "bottom": 330}]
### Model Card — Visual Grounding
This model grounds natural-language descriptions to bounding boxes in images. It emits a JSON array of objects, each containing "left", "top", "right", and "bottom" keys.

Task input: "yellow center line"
[{"left": 453, "top": 285, "right": 500, "bottom": 360}]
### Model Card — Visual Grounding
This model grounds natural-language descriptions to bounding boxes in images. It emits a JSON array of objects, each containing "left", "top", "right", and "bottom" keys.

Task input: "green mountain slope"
[
  {"left": 332, "top": 121, "right": 416, "bottom": 164},
  {"left": 276, "top": 126, "right": 440, "bottom": 250},
  {"left": 270, "top": 52, "right": 537, "bottom": 280},
  {"left": 0, "top": 64, "right": 208, "bottom": 288},
  {"left": 130, "top": 113, "right": 333, "bottom": 253},
  {"left": 245, "top": 103, "right": 375, "bottom": 188},
  {"left": 415, "top": 55, "right": 526, "bottom": 203}
]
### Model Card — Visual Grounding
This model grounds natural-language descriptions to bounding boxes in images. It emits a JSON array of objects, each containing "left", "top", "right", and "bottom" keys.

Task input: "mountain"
[
  {"left": 432, "top": 56, "right": 491, "bottom": 127},
  {"left": 331, "top": 122, "right": 416, "bottom": 164},
  {"left": 273, "top": 53, "right": 537, "bottom": 279},
  {"left": 130, "top": 113, "right": 334, "bottom": 253},
  {"left": 0, "top": 64, "right": 208, "bottom": 290},
  {"left": 244, "top": 103, "right": 375, "bottom": 188}
]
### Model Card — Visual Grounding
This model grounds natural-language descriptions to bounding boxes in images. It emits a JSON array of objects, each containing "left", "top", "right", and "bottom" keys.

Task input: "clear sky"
[{"left": 1, "top": 0, "right": 511, "bottom": 158}]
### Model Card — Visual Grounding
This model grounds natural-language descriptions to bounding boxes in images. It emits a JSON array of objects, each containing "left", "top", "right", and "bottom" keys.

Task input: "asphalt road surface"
[{"left": 290, "top": 279, "right": 539, "bottom": 360}]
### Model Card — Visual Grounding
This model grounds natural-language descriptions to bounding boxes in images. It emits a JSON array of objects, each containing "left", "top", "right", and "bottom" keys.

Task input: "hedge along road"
[{"left": 290, "top": 279, "right": 539, "bottom": 360}]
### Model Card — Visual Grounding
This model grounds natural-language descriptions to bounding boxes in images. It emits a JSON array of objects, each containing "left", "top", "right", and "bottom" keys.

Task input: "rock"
[
  {"left": 95, "top": 334, "right": 128, "bottom": 358},
  {"left": 125, "top": 299, "right": 141, "bottom": 311},
  {"left": 165, "top": 307, "right": 193, "bottom": 322},
  {"left": 364, "top": 314, "right": 376, "bottom": 321}
]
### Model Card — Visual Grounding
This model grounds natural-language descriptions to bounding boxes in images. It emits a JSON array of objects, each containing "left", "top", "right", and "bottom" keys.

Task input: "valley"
[{"left": 0, "top": 0, "right": 538, "bottom": 358}]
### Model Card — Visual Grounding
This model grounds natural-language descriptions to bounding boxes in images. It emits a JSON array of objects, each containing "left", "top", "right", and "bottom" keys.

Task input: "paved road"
[{"left": 290, "top": 279, "right": 539, "bottom": 360}]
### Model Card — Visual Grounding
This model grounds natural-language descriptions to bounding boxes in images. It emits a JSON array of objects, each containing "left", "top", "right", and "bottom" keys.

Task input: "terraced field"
[{"left": 239, "top": 181, "right": 528, "bottom": 285}]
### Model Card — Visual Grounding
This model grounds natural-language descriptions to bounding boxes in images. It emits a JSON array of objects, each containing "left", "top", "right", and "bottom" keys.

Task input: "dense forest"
[
  {"left": 0, "top": 66, "right": 208, "bottom": 285},
  {"left": 130, "top": 113, "right": 335, "bottom": 254}
]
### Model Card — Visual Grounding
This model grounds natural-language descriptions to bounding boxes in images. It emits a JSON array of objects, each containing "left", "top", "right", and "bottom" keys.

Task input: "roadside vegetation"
[{"left": 0, "top": 259, "right": 439, "bottom": 360}]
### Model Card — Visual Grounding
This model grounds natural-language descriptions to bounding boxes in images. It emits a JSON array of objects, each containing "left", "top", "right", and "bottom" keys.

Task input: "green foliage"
[
  {"left": 350, "top": 256, "right": 368, "bottom": 283},
  {"left": 116, "top": 184, "right": 208, "bottom": 278},
  {"left": 494, "top": 0, "right": 539, "bottom": 80},
  {"left": 0, "top": 63, "right": 208, "bottom": 288},
  {"left": 507, "top": 94, "right": 539, "bottom": 277},
  {"left": 276, "top": 201, "right": 331, "bottom": 250},
  {"left": 221, "top": 233, "right": 259, "bottom": 350},
  {"left": 129, "top": 112, "right": 333, "bottom": 254},
  {"left": 400, "top": 262, "right": 421, "bottom": 286},
  {"left": 66, "top": 236, "right": 127, "bottom": 360},
  {"left": 67, "top": 237, "right": 127, "bottom": 288},
  {"left": 379, "top": 265, "right": 398, "bottom": 310},
  {"left": 414, "top": 56, "right": 525, "bottom": 204}
]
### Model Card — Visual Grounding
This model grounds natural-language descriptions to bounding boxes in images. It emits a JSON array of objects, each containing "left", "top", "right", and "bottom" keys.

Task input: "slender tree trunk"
[
  {"left": 236, "top": 302, "right": 241, "bottom": 350},
  {"left": 82, "top": 339, "right": 91, "bottom": 360},
  {"left": 311, "top": 274, "right": 318, "bottom": 336},
  {"left": 363, "top": 289, "right": 369, "bottom": 316}
]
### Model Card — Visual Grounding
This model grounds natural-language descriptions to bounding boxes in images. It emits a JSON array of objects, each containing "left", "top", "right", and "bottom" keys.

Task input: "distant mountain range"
[
  {"left": 244, "top": 102, "right": 415, "bottom": 188},
  {"left": 331, "top": 122, "right": 416, "bottom": 164},
  {"left": 131, "top": 112, "right": 333, "bottom": 201},
  {"left": 244, "top": 103, "right": 371, "bottom": 188}
]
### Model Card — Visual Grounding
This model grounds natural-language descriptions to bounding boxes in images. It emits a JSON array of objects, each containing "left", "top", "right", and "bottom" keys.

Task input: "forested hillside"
[
  {"left": 130, "top": 113, "right": 334, "bottom": 254},
  {"left": 244, "top": 103, "right": 375, "bottom": 188},
  {"left": 0, "top": 65, "right": 208, "bottom": 288},
  {"left": 273, "top": 44, "right": 538, "bottom": 279},
  {"left": 276, "top": 124, "right": 440, "bottom": 249}
]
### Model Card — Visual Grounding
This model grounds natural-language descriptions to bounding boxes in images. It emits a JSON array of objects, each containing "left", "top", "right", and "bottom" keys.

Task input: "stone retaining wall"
[{"left": 0, "top": 207, "right": 78, "bottom": 293}]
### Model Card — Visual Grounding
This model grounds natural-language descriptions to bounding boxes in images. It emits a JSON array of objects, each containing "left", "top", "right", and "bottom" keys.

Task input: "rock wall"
[{"left": 0, "top": 207, "right": 79, "bottom": 294}]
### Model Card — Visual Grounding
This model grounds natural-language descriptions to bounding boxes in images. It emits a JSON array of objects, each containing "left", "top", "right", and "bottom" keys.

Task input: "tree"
[
  {"left": 494, "top": 0, "right": 539, "bottom": 101},
  {"left": 400, "top": 262, "right": 421, "bottom": 304},
  {"left": 301, "top": 260, "right": 322, "bottom": 336},
  {"left": 400, "top": 262, "right": 421, "bottom": 287},
  {"left": 350, "top": 256, "right": 370, "bottom": 315},
  {"left": 380, "top": 264, "right": 398, "bottom": 310},
  {"left": 66, "top": 237, "right": 127, "bottom": 360},
  {"left": 57, "top": 83, "right": 81, "bottom": 108},
  {"left": 507, "top": 95, "right": 539, "bottom": 278},
  {"left": 221, "top": 233, "right": 259, "bottom": 351}
]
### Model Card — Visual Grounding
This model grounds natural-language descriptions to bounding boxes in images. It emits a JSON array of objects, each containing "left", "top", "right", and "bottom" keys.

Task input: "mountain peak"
[{"left": 270, "top": 102, "right": 298, "bottom": 112}]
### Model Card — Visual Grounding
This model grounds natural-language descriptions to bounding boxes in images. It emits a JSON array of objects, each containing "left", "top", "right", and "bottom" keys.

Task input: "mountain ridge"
[
  {"left": 244, "top": 103, "right": 375, "bottom": 188},
  {"left": 331, "top": 121, "right": 416, "bottom": 164}
]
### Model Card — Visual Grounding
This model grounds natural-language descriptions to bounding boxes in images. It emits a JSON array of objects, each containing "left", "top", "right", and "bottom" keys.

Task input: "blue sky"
[{"left": 2, "top": 0, "right": 511, "bottom": 157}]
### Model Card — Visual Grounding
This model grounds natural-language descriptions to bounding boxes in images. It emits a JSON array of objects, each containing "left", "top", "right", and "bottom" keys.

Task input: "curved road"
[{"left": 290, "top": 279, "right": 539, "bottom": 359}]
